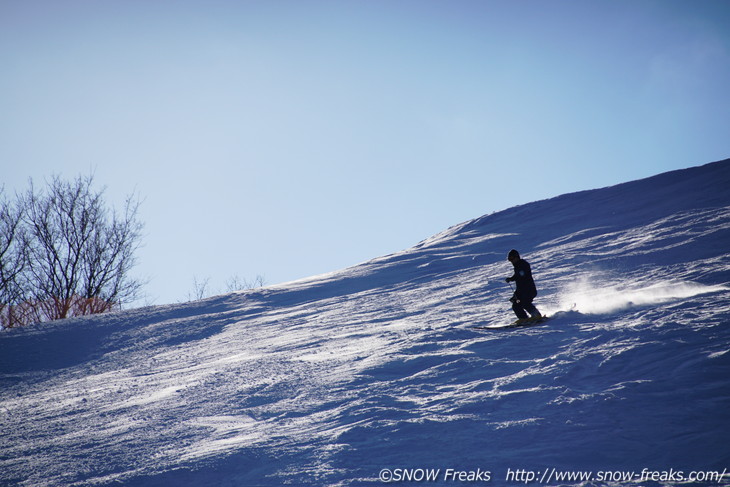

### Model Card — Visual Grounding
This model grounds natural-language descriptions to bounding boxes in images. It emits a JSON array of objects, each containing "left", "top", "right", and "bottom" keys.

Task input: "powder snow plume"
[{"left": 554, "top": 277, "right": 727, "bottom": 315}]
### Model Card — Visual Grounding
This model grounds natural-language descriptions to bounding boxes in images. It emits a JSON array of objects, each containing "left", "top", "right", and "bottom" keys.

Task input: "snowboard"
[{"left": 473, "top": 315, "right": 549, "bottom": 331}]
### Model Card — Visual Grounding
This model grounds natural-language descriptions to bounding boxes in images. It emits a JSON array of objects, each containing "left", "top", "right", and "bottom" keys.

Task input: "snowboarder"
[{"left": 505, "top": 249, "right": 541, "bottom": 320}]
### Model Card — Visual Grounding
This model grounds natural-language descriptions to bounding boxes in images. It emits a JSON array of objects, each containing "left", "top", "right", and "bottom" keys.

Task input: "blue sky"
[{"left": 2, "top": 0, "right": 729, "bottom": 305}]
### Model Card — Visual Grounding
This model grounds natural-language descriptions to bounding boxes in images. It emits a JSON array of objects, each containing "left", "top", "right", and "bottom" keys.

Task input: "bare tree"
[
  {"left": 225, "top": 274, "right": 266, "bottom": 292},
  {"left": 188, "top": 276, "right": 211, "bottom": 301},
  {"left": 0, "top": 189, "right": 28, "bottom": 328},
  {"left": 18, "top": 175, "right": 144, "bottom": 322},
  {"left": 186, "top": 274, "right": 266, "bottom": 302}
]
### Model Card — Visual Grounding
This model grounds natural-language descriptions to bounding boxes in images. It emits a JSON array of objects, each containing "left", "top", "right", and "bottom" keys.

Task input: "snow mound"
[{"left": 2, "top": 159, "right": 730, "bottom": 486}]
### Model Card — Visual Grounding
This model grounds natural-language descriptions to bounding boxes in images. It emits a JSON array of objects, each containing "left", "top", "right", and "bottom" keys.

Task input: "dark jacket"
[{"left": 507, "top": 258, "right": 537, "bottom": 302}]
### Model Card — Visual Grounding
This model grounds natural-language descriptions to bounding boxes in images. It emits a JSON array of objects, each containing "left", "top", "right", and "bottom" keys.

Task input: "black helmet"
[{"left": 507, "top": 249, "right": 520, "bottom": 261}]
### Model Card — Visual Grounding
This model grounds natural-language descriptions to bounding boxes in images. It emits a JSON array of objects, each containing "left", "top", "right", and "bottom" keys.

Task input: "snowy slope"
[{"left": 2, "top": 159, "right": 730, "bottom": 486}]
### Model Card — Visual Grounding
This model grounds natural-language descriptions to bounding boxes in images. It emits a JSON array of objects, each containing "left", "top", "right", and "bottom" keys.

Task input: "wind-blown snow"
[
  {"left": 556, "top": 278, "right": 727, "bottom": 315},
  {"left": 2, "top": 159, "right": 730, "bottom": 486}
]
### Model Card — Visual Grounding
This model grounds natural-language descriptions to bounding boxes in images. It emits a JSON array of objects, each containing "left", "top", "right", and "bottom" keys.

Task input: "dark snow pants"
[{"left": 511, "top": 296, "right": 540, "bottom": 320}]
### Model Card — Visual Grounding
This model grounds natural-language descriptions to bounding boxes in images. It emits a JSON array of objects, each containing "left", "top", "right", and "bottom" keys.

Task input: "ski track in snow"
[{"left": 2, "top": 160, "right": 730, "bottom": 486}]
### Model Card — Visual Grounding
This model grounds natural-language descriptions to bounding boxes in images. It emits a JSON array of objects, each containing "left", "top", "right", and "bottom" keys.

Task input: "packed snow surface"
[{"left": 2, "top": 159, "right": 730, "bottom": 486}]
